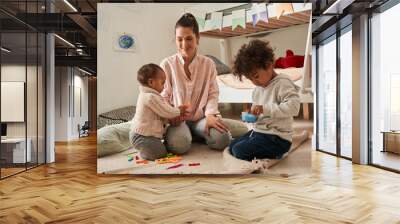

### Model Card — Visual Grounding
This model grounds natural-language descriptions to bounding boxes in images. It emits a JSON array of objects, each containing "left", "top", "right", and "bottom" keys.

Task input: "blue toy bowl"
[{"left": 241, "top": 112, "right": 257, "bottom": 123}]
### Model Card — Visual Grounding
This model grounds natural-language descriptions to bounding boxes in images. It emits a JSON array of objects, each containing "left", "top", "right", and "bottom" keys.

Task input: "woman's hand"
[
  {"left": 251, "top": 105, "right": 263, "bottom": 116},
  {"left": 178, "top": 104, "right": 190, "bottom": 117},
  {"left": 169, "top": 104, "right": 190, "bottom": 126},
  {"left": 204, "top": 115, "right": 229, "bottom": 135}
]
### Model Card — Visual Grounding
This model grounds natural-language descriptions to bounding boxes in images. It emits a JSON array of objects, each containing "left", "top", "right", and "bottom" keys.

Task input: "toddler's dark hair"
[
  {"left": 232, "top": 39, "right": 275, "bottom": 81},
  {"left": 137, "top": 63, "right": 162, "bottom": 86},
  {"left": 175, "top": 13, "right": 199, "bottom": 38}
]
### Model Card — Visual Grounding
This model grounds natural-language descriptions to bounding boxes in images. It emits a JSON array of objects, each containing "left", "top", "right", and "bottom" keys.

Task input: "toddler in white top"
[{"left": 130, "top": 63, "right": 188, "bottom": 160}]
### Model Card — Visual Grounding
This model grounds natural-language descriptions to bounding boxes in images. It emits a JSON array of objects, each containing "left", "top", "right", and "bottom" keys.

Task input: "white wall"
[
  {"left": 97, "top": 3, "right": 225, "bottom": 114},
  {"left": 198, "top": 37, "right": 223, "bottom": 60},
  {"left": 55, "top": 67, "right": 69, "bottom": 141},
  {"left": 55, "top": 67, "right": 89, "bottom": 141}
]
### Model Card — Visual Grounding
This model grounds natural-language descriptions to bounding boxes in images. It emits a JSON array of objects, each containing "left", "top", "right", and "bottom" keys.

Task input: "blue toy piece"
[{"left": 241, "top": 112, "right": 258, "bottom": 123}]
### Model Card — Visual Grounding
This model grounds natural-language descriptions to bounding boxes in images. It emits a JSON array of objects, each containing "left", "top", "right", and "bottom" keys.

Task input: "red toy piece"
[{"left": 166, "top": 163, "right": 183, "bottom": 170}]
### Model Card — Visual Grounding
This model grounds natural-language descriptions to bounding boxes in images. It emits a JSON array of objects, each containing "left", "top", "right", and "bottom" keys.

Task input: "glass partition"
[
  {"left": 317, "top": 35, "right": 337, "bottom": 154},
  {"left": 339, "top": 27, "right": 352, "bottom": 158},
  {"left": 370, "top": 3, "right": 400, "bottom": 171}
]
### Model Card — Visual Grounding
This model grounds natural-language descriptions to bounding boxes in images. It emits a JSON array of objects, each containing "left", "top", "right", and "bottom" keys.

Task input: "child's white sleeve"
[
  {"left": 262, "top": 81, "right": 300, "bottom": 118},
  {"left": 148, "top": 95, "right": 181, "bottom": 119},
  {"left": 160, "top": 60, "right": 173, "bottom": 103}
]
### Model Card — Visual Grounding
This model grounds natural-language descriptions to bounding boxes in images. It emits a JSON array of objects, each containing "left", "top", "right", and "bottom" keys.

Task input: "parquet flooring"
[{"left": 0, "top": 134, "right": 399, "bottom": 223}]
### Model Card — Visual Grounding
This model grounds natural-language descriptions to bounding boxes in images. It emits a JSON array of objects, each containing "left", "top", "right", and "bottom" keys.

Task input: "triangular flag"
[
  {"left": 275, "top": 3, "right": 294, "bottom": 19},
  {"left": 258, "top": 4, "right": 269, "bottom": 23},
  {"left": 232, "top": 9, "right": 246, "bottom": 30},
  {"left": 210, "top": 12, "right": 223, "bottom": 30},
  {"left": 251, "top": 3, "right": 269, "bottom": 27},
  {"left": 190, "top": 10, "right": 207, "bottom": 31}
]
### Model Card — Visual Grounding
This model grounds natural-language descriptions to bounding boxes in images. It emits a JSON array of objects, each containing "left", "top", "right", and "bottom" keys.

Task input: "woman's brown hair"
[{"left": 175, "top": 13, "right": 199, "bottom": 38}]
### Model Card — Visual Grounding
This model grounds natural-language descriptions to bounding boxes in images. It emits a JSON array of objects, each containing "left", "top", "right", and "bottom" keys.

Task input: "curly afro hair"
[{"left": 232, "top": 39, "right": 275, "bottom": 81}]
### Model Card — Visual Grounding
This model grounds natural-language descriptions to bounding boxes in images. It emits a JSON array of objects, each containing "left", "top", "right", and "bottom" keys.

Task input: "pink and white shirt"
[{"left": 160, "top": 53, "right": 220, "bottom": 121}]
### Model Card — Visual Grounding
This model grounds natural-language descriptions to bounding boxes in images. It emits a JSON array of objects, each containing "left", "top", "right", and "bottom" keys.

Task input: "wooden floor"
[{"left": 1, "top": 135, "right": 400, "bottom": 223}]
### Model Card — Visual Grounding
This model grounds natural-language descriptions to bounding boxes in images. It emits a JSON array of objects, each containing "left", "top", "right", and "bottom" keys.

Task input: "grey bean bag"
[{"left": 97, "top": 121, "right": 133, "bottom": 157}]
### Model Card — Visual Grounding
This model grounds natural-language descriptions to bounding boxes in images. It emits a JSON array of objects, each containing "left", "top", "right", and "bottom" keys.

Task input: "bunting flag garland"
[
  {"left": 232, "top": 9, "right": 246, "bottom": 30},
  {"left": 210, "top": 11, "right": 223, "bottom": 30},
  {"left": 275, "top": 3, "right": 294, "bottom": 19},
  {"left": 191, "top": 10, "right": 207, "bottom": 31},
  {"left": 251, "top": 3, "right": 269, "bottom": 27}
]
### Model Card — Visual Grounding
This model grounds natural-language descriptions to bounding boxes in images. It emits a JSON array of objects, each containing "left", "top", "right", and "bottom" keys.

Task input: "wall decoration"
[
  {"left": 232, "top": 9, "right": 246, "bottom": 30},
  {"left": 210, "top": 12, "right": 223, "bottom": 30},
  {"left": 251, "top": 3, "right": 269, "bottom": 27},
  {"left": 114, "top": 33, "right": 136, "bottom": 52},
  {"left": 190, "top": 9, "right": 207, "bottom": 31},
  {"left": 275, "top": 3, "right": 294, "bottom": 19}
]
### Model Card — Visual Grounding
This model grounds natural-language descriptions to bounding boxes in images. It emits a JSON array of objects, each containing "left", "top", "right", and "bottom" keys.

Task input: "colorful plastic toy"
[
  {"left": 241, "top": 112, "right": 257, "bottom": 123},
  {"left": 156, "top": 156, "right": 182, "bottom": 164},
  {"left": 166, "top": 163, "right": 183, "bottom": 170},
  {"left": 136, "top": 160, "right": 148, "bottom": 164}
]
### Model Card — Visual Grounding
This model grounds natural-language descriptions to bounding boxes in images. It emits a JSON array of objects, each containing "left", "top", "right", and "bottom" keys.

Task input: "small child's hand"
[
  {"left": 178, "top": 104, "right": 190, "bottom": 117},
  {"left": 251, "top": 105, "right": 263, "bottom": 116}
]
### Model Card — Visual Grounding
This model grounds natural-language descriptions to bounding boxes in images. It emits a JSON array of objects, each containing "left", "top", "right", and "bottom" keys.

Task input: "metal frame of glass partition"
[
  {"left": 315, "top": 21, "right": 353, "bottom": 161},
  {"left": 0, "top": 1, "right": 47, "bottom": 179}
]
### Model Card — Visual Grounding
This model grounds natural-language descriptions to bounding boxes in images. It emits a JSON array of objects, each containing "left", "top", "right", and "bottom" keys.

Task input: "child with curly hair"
[{"left": 229, "top": 40, "right": 300, "bottom": 161}]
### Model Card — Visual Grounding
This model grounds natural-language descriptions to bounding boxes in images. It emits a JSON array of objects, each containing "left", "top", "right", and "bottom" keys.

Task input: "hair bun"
[{"left": 183, "top": 13, "right": 195, "bottom": 19}]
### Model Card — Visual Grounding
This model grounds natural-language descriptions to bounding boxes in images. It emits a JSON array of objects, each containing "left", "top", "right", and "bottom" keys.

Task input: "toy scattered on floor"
[
  {"left": 166, "top": 163, "right": 183, "bottom": 170},
  {"left": 135, "top": 156, "right": 139, "bottom": 160},
  {"left": 136, "top": 159, "right": 149, "bottom": 164},
  {"left": 188, "top": 163, "right": 200, "bottom": 166},
  {"left": 156, "top": 156, "right": 182, "bottom": 164},
  {"left": 127, "top": 155, "right": 134, "bottom": 162},
  {"left": 166, "top": 153, "right": 177, "bottom": 158},
  {"left": 241, "top": 112, "right": 257, "bottom": 123}
]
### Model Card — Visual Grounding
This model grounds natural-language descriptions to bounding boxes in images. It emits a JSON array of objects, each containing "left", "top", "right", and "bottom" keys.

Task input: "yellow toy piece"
[{"left": 155, "top": 156, "right": 182, "bottom": 164}]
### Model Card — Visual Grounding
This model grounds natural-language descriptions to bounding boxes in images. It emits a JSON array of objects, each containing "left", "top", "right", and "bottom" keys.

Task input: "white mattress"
[
  {"left": 217, "top": 70, "right": 313, "bottom": 103},
  {"left": 218, "top": 80, "right": 253, "bottom": 103}
]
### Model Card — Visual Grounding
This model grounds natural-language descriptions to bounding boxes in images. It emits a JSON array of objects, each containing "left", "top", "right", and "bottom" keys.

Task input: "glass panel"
[
  {"left": 317, "top": 36, "right": 337, "bottom": 154},
  {"left": 371, "top": 4, "right": 400, "bottom": 171},
  {"left": 1, "top": 31, "right": 27, "bottom": 177},
  {"left": 38, "top": 33, "right": 45, "bottom": 165},
  {"left": 27, "top": 31, "right": 38, "bottom": 169},
  {"left": 339, "top": 28, "right": 352, "bottom": 158}
]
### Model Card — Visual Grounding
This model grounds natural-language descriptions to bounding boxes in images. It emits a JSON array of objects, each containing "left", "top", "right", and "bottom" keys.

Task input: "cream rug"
[{"left": 97, "top": 129, "right": 310, "bottom": 175}]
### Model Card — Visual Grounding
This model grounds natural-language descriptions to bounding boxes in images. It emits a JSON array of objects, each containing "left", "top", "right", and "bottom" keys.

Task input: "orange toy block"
[{"left": 136, "top": 160, "right": 148, "bottom": 164}]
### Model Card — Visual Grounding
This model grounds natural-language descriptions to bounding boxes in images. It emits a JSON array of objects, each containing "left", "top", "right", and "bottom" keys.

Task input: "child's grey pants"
[{"left": 131, "top": 117, "right": 248, "bottom": 161}]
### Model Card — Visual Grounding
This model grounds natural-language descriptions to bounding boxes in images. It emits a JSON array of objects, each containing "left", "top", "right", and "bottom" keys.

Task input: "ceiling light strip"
[{"left": 54, "top": 34, "right": 75, "bottom": 48}]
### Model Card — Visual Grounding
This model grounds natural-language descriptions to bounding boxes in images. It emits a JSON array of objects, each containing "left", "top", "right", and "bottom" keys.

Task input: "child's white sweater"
[
  {"left": 252, "top": 74, "right": 300, "bottom": 142},
  {"left": 130, "top": 86, "right": 180, "bottom": 138}
]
